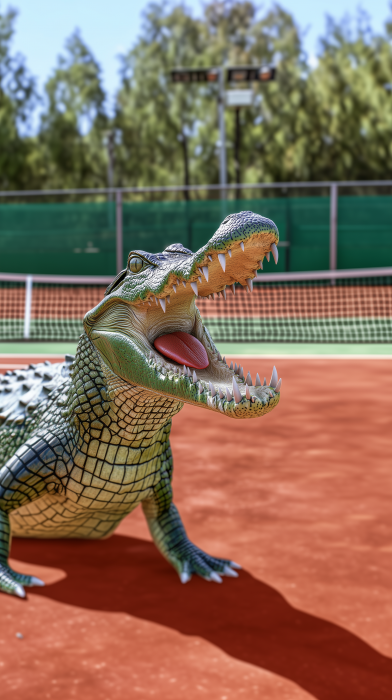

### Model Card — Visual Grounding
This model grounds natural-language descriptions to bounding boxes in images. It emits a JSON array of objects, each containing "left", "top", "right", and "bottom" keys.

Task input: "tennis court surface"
[{"left": 1, "top": 354, "right": 391, "bottom": 700}]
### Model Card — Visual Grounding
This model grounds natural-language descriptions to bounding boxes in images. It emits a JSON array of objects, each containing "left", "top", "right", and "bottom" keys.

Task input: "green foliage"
[
  {"left": 38, "top": 30, "right": 108, "bottom": 188},
  {"left": 2, "top": 1, "right": 392, "bottom": 191},
  {"left": 0, "top": 6, "right": 37, "bottom": 189}
]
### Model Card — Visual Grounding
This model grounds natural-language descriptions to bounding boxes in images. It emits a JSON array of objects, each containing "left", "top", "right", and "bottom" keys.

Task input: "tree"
[
  {"left": 0, "top": 5, "right": 38, "bottom": 189},
  {"left": 304, "top": 11, "right": 392, "bottom": 181},
  {"left": 114, "top": 1, "right": 310, "bottom": 192},
  {"left": 115, "top": 3, "right": 213, "bottom": 196},
  {"left": 3, "top": 1, "right": 392, "bottom": 192},
  {"left": 39, "top": 29, "right": 108, "bottom": 189}
]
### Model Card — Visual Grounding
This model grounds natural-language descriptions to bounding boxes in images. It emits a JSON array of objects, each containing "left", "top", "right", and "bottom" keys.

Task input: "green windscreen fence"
[{"left": 0, "top": 195, "right": 391, "bottom": 275}]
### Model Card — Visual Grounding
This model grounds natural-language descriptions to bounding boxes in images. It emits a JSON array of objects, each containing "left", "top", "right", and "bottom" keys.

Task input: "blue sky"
[{"left": 8, "top": 0, "right": 392, "bottom": 109}]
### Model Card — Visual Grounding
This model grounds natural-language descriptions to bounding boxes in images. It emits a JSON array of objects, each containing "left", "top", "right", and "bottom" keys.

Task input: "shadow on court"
[{"left": 12, "top": 534, "right": 392, "bottom": 700}]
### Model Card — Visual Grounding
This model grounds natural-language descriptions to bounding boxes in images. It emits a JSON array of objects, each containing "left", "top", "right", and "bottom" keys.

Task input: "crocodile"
[{"left": 0, "top": 210, "right": 282, "bottom": 597}]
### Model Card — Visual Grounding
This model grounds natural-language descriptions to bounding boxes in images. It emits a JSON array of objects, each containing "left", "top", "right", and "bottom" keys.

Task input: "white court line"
[{"left": 0, "top": 354, "right": 66, "bottom": 359}]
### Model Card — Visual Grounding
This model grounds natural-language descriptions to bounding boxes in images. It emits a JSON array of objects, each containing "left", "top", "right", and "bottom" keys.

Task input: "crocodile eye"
[{"left": 129, "top": 256, "right": 145, "bottom": 273}]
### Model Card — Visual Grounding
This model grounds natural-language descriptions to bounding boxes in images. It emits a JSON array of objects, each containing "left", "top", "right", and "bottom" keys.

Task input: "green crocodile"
[{"left": 0, "top": 211, "right": 281, "bottom": 597}]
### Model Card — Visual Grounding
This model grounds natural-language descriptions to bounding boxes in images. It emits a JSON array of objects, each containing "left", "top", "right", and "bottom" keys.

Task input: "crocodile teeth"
[
  {"left": 270, "top": 366, "right": 278, "bottom": 388},
  {"left": 240, "top": 241, "right": 245, "bottom": 251},
  {"left": 258, "top": 260, "right": 263, "bottom": 269},
  {"left": 159, "top": 298, "right": 166, "bottom": 313},
  {"left": 193, "top": 370, "right": 198, "bottom": 383},
  {"left": 271, "top": 243, "right": 278, "bottom": 264},
  {"left": 232, "top": 377, "right": 242, "bottom": 404},
  {"left": 239, "top": 366, "right": 244, "bottom": 380},
  {"left": 222, "top": 356, "right": 226, "bottom": 364},
  {"left": 212, "top": 293, "right": 216, "bottom": 300},
  {"left": 218, "top": 253, "right": 226, "bottom": 271},
  {"left": 190, "top": 282, "right": 198, "bottom": 295},
  {"left": 263, "top": 377, "right": 267, "bottom": 386},
  {"left": 208, "top": 255, "right": 212, "bottom": 262},
  {"left": 217, "top": 351, "right": 222, "bottom": 360},
  {"left": 218, "top": 388, "right": 225, "bottom": 399},
  {"left": 234, "top": 363, "right": 238, "bottom": 373},
  {"left": 172, "top": 285, "right": 177, "bottom": 293},
  {"left": 182, "top": 280, "right": 186, "bottom": 287},
  {"left": 230, "top": 362, "right": 234, "bottom": 370},
  {"left": 166, "top": 296, "right": 171, "bottom": 304},
  {"left": 228, "top": 249, "right": 232, "bottom": 257},
  {"left": 209, "top": 382, "right": 216, "bottom": 397},
  {"left": 222, "top": 288, "right": 226, "bottom": 300},
  {"left": 245, "top": 385, "right": 251, "bottom": 400},
  {"left": 198, "top": 382, "right": 204, "bottom": 393},
  {"left": 155, "top": 296, "right": 159, "bottom": 305},
  {"left": 198, "top": 276, "right": 202, "bottom": 283},
  {"left": 266, "top": 252, "right": 270, "bottom": 262},
  {"left": 246, "top": 278, "right": 253, "bottom": 293},
  {"left": 275, "top": 378, "right": 282, "bottom": 392},
  {"left": 246, "top": 372, "right": 252, "bottom": 386},
  {"left": 226, "top": 387, "right": 233, "bottom": 401},
  {"left": 255, "top": 373, "right": 261, "bottom": 387},
  {"left": 202, "top": 266, "right": 209, "bottom": 281},
  {"left": 230, "top": 284, "right": 235, "bottom": 295}
]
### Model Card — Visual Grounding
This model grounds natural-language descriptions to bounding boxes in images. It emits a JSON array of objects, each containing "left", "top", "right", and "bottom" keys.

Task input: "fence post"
[
  {"left": 23, "top": 275, "right": 33, "bottom": 340},
  {"left": 329, "top": 183, "right": 338, "bottom": 271},
  {"left": 116, "top": 190, "right": 123, "bottom": 273}
]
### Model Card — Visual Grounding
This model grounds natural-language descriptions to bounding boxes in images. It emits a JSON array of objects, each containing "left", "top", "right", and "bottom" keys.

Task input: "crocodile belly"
[{"left": 10, "top": 493, "right": 140, "bottom": 540}]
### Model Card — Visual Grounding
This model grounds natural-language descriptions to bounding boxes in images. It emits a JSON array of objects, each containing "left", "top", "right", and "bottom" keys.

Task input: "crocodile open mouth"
[
  {"left": 84, "top": 211, "right": 282, "bottom": 417},
  {"left": 137, "top": 234, "right": 281, "bottom": 409}
]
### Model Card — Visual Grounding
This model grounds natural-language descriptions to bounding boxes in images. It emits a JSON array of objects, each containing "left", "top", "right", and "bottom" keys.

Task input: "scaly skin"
[{"left": 0, "top": 211, "right": 281, "bottom": 597}]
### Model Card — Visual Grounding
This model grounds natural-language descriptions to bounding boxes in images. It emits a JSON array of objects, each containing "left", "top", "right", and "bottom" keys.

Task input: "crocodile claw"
[
  {"left": 29, "top": 576, "right": 45, "bottom": 587},
  {"left": 14, "top": 584, "right": 26, "bottom": 598}
]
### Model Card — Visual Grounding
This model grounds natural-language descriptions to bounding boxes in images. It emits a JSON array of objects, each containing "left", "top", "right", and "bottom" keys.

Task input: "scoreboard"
[
  {"left": 227, "top": 66, "right": 276, "bottom": 82},
  {"left": 170, "top": 69, "right": 219, "bottom": 83},
  {"left": 171, "top": 66, "right": 275, "bottom": 83}
]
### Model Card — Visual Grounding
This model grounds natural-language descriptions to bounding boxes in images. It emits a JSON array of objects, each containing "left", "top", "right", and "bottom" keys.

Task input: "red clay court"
[{"left": 0, "top": 356, "right": 391, "bottom": 699}]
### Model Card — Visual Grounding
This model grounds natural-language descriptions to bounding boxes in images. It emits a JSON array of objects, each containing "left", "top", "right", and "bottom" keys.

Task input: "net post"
[
  {"left": 23, "top": 275, "right": 33, "bottom": 339},
  {"left": 329, "top": 183, "right": 338, "bottom": 283},
  {"left": 116, "top": 190, "right": 123, "bottom": 274}
]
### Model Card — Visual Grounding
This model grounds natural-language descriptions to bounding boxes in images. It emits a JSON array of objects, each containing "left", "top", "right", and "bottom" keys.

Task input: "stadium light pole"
[
  {"left": 218, "top": 67, "right": 227, "bottom": 200},
  {"left": 171, "top": 67, "right": 226, "bottom": 199},
  {"left": 226, "top": 65, "right": 276, "bottom": 200},
  {"left": 171, "top": 65, "right": 275, "bottom": 203}
]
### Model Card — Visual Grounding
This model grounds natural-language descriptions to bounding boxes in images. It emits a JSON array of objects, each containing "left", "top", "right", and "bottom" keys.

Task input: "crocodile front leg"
[
  {"left": 142, "top": 439, "right": 240, "bottom": 583},
  {"left": 0, "top": 433, "right": 66, "bottom": 597}
]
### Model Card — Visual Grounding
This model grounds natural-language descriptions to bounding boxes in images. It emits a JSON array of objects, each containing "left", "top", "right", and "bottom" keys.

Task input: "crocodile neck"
[{"left": 67, "top": 333, "right": 184, "bottom": 452}]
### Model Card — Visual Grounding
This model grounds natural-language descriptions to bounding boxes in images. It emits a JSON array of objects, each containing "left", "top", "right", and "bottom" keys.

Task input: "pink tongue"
[{"left": 153, "top": 332, "right": 209, "bottom": 369}]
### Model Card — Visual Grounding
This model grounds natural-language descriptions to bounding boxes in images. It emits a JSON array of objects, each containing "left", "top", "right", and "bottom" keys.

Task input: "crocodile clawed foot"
[
  {"left": 0, "top": 563, "right": 45, "bottom": 597},
  {"left": 171, "top": 542, "right": 240, "bottom": 584}
]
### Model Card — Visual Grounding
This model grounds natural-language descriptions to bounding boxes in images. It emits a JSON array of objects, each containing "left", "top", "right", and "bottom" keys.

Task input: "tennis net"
[{"left": 0, "top": 269, "right": 391, "bottom": 343}]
